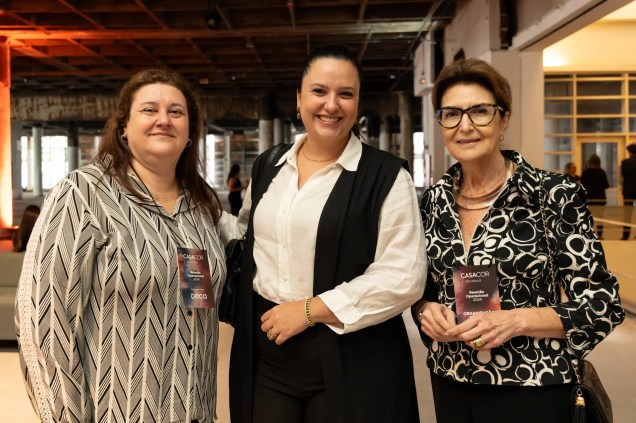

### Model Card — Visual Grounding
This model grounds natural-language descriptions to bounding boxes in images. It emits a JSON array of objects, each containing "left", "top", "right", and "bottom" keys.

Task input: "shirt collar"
[
  {"left": 119, "top": 169, "right": 190, "bottom": 215},
  {"left": 277, "top": 132, "right": 362, "bottom": 171}
]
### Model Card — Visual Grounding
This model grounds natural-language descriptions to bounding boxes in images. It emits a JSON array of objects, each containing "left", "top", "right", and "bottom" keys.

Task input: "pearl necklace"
[{"left": 454, "top": 159, "right": 514, "bottom": 210}]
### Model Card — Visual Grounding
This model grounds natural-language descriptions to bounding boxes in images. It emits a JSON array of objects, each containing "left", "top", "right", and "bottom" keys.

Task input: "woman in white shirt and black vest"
[{"left": 225, "top": 44, "right": 427, "bottom": 423}]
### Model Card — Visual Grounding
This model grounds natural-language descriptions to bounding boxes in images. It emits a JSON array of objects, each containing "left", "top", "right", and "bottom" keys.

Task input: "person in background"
[
  {"left": 227, "top": 163, "right": 244, "bottom": 215},
  {"left": 227, "top": 44, "right": 426, "bottom": 423},
  {"left": 16, "top": 68, "right": 231, "bottom": 422},
  {"left": 620, "top": 143, "right": 636, "bottom": 240},
  {"left": 12, "top": 205, "right": 40, "bottom": 252},
  {"left": 413, "top": 58, "right": 624, "bottom": 423},
  {"left": 563, "top": 161, "right": 580, "bottom": 183},
  {"left": 580, "top": 153, "right": 610, "bottom": 239}
]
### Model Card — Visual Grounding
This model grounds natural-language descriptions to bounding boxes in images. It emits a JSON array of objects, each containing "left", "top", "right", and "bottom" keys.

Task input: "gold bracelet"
[{"left": 305, "top": 298, "right": 315, "bottom": 327}]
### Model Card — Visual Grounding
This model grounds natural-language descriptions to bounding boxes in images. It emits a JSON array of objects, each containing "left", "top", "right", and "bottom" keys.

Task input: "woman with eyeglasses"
[{"left": 412, "top": 58, "right": 624, "bottom": 422}]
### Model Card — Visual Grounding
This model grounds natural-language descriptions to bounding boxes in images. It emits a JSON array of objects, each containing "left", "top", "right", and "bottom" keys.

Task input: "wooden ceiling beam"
[{"left": 1, "top": 21, "right": 423, "bottom": 40}]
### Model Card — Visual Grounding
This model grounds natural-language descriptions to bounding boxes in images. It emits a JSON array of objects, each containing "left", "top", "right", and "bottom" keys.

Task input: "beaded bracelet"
[{"left": 305, "top": 298, "right": 315, "bottom": 327}]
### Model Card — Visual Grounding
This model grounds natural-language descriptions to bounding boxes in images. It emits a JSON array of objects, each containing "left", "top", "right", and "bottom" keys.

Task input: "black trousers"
[
  {"left": 430, "top": 371, "right": 573, "bottom": 423},
  {"left": 252, "top": 294, "right": 328, "bottom": 423},
  {"left": 622, "top": 199, "right": 634, "bottom": 239}
]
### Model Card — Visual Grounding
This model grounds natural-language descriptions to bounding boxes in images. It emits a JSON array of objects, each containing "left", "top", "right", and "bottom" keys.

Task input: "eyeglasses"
[{"left": 435, "top": 103, "right": 505, "bottom": 129}]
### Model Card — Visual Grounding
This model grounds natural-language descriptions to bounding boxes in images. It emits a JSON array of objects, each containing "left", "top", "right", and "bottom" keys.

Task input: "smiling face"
[
  {"left": 123, "top": 83, "right": 190, "bottom": 170},
  {"left": 439, "top": 83, "right": 509, "bottom": 165},
  {"left": 297, "top": 57, "right": 360, "bottom": 145}
]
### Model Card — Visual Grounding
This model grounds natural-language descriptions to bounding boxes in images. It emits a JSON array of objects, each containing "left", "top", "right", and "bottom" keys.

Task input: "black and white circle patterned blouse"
[{"left": 416, "top": 150, "right": 625, "bottom": 386}]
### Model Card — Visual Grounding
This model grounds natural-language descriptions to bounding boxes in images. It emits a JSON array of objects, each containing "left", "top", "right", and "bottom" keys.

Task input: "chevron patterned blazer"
[{"left": 16, "top": 164, "right": 226, "bottom": 423}]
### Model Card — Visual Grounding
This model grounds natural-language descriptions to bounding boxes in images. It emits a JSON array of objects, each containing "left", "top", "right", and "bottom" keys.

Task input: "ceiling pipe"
[{"left": 287, "top": 0, "right": 296, "bottom": 29}]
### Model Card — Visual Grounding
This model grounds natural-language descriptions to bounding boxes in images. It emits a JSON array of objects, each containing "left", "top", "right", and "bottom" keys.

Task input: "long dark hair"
[
  {"left": 299, "top": 44, "right": 363, "bottom": 139},
  {"left": 96, "top": 68, "right": 222, "bottom": 222},
  {"left": 13, "top": 205, "right": 40, "bottom": 252},
  {"left": 227, "top": 164, "right": 240, "bottom": 182}
]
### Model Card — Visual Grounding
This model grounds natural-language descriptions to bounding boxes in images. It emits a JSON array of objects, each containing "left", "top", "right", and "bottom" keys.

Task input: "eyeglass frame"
[{"left": 434, "top": 103, "right": 506, "bottom": 129}]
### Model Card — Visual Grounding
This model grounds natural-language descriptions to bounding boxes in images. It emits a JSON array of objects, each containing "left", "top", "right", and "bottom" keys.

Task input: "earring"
[
  {"left": 498, "top": 134, "right": 505, "bottom": 142},
  {"left": 120, "top": 134, "right": 128, "bottom": 144},
  {"left": 296, "top": 107, "right": 300, "bottom": 120},
  {"left": 185, "top": 139, "right": 192, "bottom": 147}
]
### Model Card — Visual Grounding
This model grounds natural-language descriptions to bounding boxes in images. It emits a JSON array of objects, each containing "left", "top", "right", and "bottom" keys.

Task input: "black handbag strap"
[
  {"left": 539, "top": 174, "right": 582, "bottom": 384},
  {"left": 538, "top": 175, "right": 560, "bottom": 306},
  {"left": 265, "top": 143, "right": 286, "bottom": 168}
]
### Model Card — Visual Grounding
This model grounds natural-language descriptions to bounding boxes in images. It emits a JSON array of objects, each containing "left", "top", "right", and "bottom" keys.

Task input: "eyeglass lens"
[{"left": 437, "top": 104, "right": 498, "bottom": 128}]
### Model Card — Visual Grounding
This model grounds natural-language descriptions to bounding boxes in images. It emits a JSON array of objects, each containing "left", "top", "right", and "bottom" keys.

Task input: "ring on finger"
[
  {"left": 472, "top": 337, "right": 485, "bottom": 349},
  {"left": 266, "top": 329, "right": 279, "bottom": 341}
]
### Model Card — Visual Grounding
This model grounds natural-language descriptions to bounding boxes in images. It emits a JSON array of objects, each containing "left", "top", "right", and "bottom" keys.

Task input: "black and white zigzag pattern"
[{"left": 16, "top": 164, "right": 225, "bottom": 422}]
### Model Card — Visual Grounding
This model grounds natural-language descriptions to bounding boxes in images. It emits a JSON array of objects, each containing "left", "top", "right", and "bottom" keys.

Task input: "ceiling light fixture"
[{"left": 205, "top": 10, "right": 222, "bottom": 30}]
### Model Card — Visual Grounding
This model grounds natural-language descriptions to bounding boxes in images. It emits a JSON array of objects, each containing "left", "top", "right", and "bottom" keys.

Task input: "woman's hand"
[
  {"left": 446, "top": 310, "right": 521, "bottom": 350},
  {"left": 260, "top": 300, "right": 309, "bottom": 345},
  {"left": 446, "top": 307, "right": 565, "bottom": 350},
  {"left": 418, "top": 302, "right": 460, "bottom": 342}
]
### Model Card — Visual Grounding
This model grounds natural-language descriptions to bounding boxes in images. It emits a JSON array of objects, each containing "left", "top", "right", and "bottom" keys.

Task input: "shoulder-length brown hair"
[
  {"left": 432, "top": 58, "right": 512, "bottom": 116},
  {"left": 95, "top": 68, "right": 221, "bottom": 222}
]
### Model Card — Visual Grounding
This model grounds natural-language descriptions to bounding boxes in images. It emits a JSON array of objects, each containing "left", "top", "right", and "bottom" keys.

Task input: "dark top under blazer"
[
  {"left": 229, "top": 142, "right": 419, "bottom": 423},
  {"left": 621, "top": 155, "right": 636, "bottom": 200}
]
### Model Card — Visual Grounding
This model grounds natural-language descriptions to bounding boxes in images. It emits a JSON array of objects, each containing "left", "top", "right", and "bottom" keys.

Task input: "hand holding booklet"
[{"left": 453, "top": 264, "right": 501, "bottom": 323}]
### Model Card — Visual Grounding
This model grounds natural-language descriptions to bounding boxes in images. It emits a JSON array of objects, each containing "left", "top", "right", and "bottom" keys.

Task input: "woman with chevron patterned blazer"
[{"left": 16, "top": 68, "right": 230, "bottom": 423}]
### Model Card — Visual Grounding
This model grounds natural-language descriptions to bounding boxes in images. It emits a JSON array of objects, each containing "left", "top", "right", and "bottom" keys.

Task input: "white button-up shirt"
[{"left": 230, "top": 134, "right": 426, "bottom": 334}]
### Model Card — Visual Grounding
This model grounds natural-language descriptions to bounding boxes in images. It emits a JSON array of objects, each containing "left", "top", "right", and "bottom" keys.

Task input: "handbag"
[
  {"left": 539, "top": 175, "right": 613, "bottom": 423},
  {"left": 218, "top": 143, "right": 287, "bottom": 326},
  {"left": 218, "top": 238, "right": 243, "bottom": 326}
]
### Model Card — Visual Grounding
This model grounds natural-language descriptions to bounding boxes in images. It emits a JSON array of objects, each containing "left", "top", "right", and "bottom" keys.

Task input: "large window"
[
  {"left": 21, "top": 135, "right": 69, "bottom": 191},
  {"left": 545, "top": 73, "right": 635, "bottom": 204},
  {"left": 544, "top": 74, "right": 632, "bottom": 170}
]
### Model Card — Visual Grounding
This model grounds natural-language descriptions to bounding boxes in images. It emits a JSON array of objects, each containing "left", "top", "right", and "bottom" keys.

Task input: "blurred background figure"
[
  {"left": 227, "top": 163, "right": 244, "bottom": 216},
  {"left": 563, "top": 162, "right": 580, "bottom": 183},
  {"left": 12, "top": 205, "right": 40, "bottom": 253},
  {"left": 621, "top": 143, "right": 636, "bottom": 240},
  {"left": 581, "top": 154, "right": 609, "bottom": 239}
]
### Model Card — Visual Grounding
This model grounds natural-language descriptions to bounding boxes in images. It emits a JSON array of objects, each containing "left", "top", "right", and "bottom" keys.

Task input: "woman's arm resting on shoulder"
[{"left": 218, "top": 180, "right": 251, "bottom": 244}]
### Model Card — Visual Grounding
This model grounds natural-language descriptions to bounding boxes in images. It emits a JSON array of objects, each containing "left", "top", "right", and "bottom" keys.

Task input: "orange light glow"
[{"left": 0, "top": 37, "right": 12, "bottom": 228}]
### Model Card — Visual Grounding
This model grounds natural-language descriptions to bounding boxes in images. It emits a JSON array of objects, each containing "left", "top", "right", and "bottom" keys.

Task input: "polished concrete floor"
[{"left": 1, "top": 311, "right": 635, "bottom": 422}]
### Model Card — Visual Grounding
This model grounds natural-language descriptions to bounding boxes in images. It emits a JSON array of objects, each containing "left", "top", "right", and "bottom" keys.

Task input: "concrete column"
[
  {"left": 283, "top": 120, "right": 292, "bottom": 144},
  {"left": 224, "top": 132, "right": 232, "bottom": 185},
  {"left": 258, "top": 93, "right": 274, "bottom": 153},
  {"left": 67, "top": 121, "right": 80, "bottom": 172},
  {"left": 379, "top": 118, "right": 390, "bottom": 152},
  {"left": 490, "top": 50, "right": 544, "bottom": 167},
  {"left": 0, "top": 37, "right": 11, "bottom": 228},
  {"left": 32, "top": 124, "right": 43, "bottom": 197},
  {"left": 398, "top": 91, "right": 414, "bottom": 172},
  {"left": 200, "top": 121, "right": 207, "bottom": 168},
  {"left": 258, "top": 120, "right": 274, "bottom": 153},
  {"left": 11, "top": 121, "right": 22, "bottom": 199},
  {"left": 422, "top": 91, "right": 446, "bottom": 185},
  {"left": 273, "top": 118, "right": 284, "bottom": 145}
]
